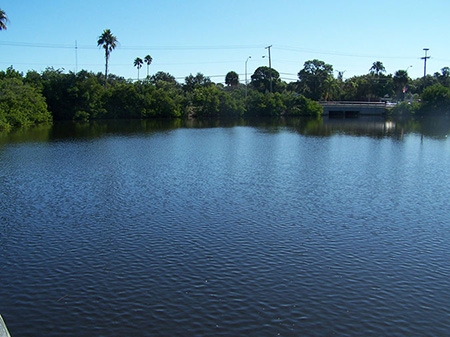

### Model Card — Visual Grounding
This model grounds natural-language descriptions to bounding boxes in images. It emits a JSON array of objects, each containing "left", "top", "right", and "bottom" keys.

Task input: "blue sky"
[{"left": 1, "top": 0, "right": 449, "bottom": 83}]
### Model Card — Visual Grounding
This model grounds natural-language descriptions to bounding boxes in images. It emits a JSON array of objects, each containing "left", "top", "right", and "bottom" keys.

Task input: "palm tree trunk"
[{"left": 105, "top": 50, "right": 109, "bottom": 88}]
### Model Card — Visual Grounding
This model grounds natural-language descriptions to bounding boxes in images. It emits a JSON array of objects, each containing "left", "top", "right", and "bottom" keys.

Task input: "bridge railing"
[{"left": 319, "top": 101, "right": 386, "bottom": 107}]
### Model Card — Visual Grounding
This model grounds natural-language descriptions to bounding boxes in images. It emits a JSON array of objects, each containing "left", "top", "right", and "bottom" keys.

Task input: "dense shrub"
[
  {"left": 421, "top": 84, "right": 450, "bottom": 111},
  {"left": 390, "top": 101, "right": 420, "bottom": 115},
  {"left": 0, "top": 77, "right": 51, "bottom": 130}
]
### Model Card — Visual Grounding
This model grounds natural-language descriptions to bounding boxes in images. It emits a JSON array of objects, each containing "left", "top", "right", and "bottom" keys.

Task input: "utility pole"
[
  {"left": 422, "top": 48, "right": 430, "bottom": 77},
  {"left": 265, "top": 45, "right": 272, "bottom": 92},
  {"left": 75, "top": 40, "right": 78, "bottom": 73},
  {"left": 245, "top": 56, "right": 251, "bottom": 100}
]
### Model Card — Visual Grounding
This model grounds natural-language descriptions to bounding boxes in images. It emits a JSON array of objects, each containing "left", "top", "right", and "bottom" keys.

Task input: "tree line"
[
  {"left": 0, "top": 66, "right": 324, "bottom": 130},
  {"left": 0, "top": 26, "right": 449, "bottom": 131},
  {"left": 1, "top": 58, "right": 450, "bottom": 131}
]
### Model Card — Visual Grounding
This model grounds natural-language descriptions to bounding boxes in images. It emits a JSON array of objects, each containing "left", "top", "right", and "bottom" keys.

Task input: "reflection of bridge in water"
[
  {"left": 322, "top": 116, "right": 396, "bottom": 136},
  {"left": 319, "top": 101, "right": 387, "bottom": 117}
]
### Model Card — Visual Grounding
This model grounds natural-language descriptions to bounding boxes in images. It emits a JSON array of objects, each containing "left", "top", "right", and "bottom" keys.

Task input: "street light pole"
[
  {"left": 265, "top": 45, "right": 272, "bottom": 92},
  {"left": 245, "top": 56, "right": 251, "bottom": 100}
]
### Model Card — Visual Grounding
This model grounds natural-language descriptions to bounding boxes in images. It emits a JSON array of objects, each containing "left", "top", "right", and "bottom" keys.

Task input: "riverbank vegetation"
[
  {"left": 0, "top": 65, "right": 322, "bottom": 130},
  {"left": 1, "top": 59, "right": 449, "bottom": 131},
  {"left": 0, "top": 17, "right": 449, "bottom": 131}
]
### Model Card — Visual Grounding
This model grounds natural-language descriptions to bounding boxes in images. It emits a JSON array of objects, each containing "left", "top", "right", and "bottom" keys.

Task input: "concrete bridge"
[{"left": 319, "top": 101, "right": 387, "bottom": 117}]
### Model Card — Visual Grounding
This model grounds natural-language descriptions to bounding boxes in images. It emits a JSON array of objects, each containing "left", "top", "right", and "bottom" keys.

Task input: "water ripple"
[{"left": 0, "top": 128, "right": 449, "bottom": 336}]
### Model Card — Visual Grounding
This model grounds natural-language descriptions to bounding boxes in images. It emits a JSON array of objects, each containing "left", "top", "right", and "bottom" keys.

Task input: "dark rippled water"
[{"left": 1, "top": 118, "right": 449, "bottom": 336}]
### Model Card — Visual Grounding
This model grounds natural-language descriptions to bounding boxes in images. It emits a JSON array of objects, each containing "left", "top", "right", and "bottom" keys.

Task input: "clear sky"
[{"left": 1, "top": 0, "right": 449, "bottom": 83}]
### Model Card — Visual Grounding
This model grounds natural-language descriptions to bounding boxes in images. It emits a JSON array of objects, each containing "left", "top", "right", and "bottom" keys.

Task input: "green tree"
[
  {"left": 282, "top": 92, "right": 322, "bottom": 116},
  {"left": 0, "top": 9, "right": 8, "bottom": 30},
  {"left": 369, "top": 61, "right": 386, "bottom": 76},
  {"left": 250, "top": 66, "right": 282, "bottom": 93},
  {"left": 440, "top": 67, "right": 450, "bottom": 78},
  {"left": 421, "top": 84, "right": 450, "bottom": 111},
  {"left": 36, "top": 68, "right": 108, "bottom": 120},
  {"left": 0, "top": 66, "right": 23, "bottom": 80},
  {"left": 24, "top": 70, "right": 44, "bottom": 90},
  {"left": 371, "top": 74, "right": 394, "bottom": 101},
  {"left": 150, "top": 71, "right": 177, "bottom": 85},
  {"left": 393, "top": 70, "right": 409, "bottom": 100},
  {"left": 246, "top": 91, "right": 286, "bottom": 117},
  {"left": 40, "top": 68, "right": 78, "bottom": 120},
  {"left": 144, "top": 55, "right": 153, "bottom": 77},
  {"left": 97, "top": 29, "right": 118, "bottom": 84},
  {"left": 323, "top": 76, "right": 341, "bottom": 101},
  {"left": 341, "top": 74, "right": 393, "bottom": 102},
  {"left": 71, "top": 71, "right": 107, "bottom": 120},
  {"left": 225, "top": 71, "right": 239, "bottom": 87},
  {"left": 150, "top": 88, "right": 183, "bottom": 117},
  {"left": 104, "top": 83, "right": 141, "bottom": 118},
  {"left": 183, "top": 73, "right": 212, "bottom": 92},
  {"left": 341, "top": 77, "right": 359, "bottom": 100},
  {"left": 434, "top": 67, "right": 450, "bottom": 87},
  {"left": 134, "top": 57, "right": 143, "bottom": 80},
  {"left": 297, "top": 59, "right": 334, "bottom": 101},
  {"left": 0, "top": 77, "right": 52, "bottom": 130},
  {"left": 187, "top": 85, "right": 221, "bottom": 117},
  {"left": 409, "top": 75, "right": 438, "bottom": 96}
]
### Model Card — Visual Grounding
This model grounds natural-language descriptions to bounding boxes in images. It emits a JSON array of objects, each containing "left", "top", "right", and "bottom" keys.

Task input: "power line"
[
  {"left": 431, "top": 57, "right": 450, "bottom": 62},
  {"left": 1, "top": 40, "right": 433, "bottom": 63},
  {"left": 0, "top": 40, "right": 265, "bottom": 51},
  {"left": 119, "top": 44, "right": 265, "bottom": 51},
  {"left": 276, "top": 45, "right": 418, "bottom": 60},
  {"left": 0, "top": 41, "right": 75, "bottom": 49},
  {"left": 280, "top": 77, "right": 298, "bottom": 81},
  {"left": 0, "top": 60, "right": 246, "bottom": 67}
]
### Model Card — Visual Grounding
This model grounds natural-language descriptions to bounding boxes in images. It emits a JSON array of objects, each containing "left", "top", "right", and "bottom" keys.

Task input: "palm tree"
[
  {"left": 97, "top": 29, "right": 118, "bottom": 85},
  {"left": 393, "top": 70, "right": 409, "bottom": 99},
  {"left": 225, "top": 71, "right": 239, "bottom": 87},
  {"left": 144, "top": 55, "right": 152, "bottom": 77},
  {"left": 323, "top": 76, "right": 340, "bottom": 101},
  {"left": 369, "top": 61, "right": 386, "bottom": 76},
  {"left": 134, "top": 57, "right": 143, "bottom": 80},
  {"left": 0, "top": 9, "right": 8, "bottom": 30}
]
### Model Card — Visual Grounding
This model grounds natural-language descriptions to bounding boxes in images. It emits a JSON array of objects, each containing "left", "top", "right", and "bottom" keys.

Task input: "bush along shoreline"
[{"left": 1, "top": 61, "right": 449, "bottom": 131}]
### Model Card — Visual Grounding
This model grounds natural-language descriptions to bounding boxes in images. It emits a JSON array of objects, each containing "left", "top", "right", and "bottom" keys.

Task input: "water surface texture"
[{"left": 1, "top": 118, "right": 449, "bottom": 336}]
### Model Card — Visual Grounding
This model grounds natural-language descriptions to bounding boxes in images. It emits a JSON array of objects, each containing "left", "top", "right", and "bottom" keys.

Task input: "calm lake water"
[{"left": 1, "top": 117, "right": 449, "bottom": 336}]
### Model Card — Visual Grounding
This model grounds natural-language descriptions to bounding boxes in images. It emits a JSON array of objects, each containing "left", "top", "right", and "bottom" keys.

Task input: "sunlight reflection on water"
[{"left": 0, "top": 119, "right": 449, "bottom": 336}]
